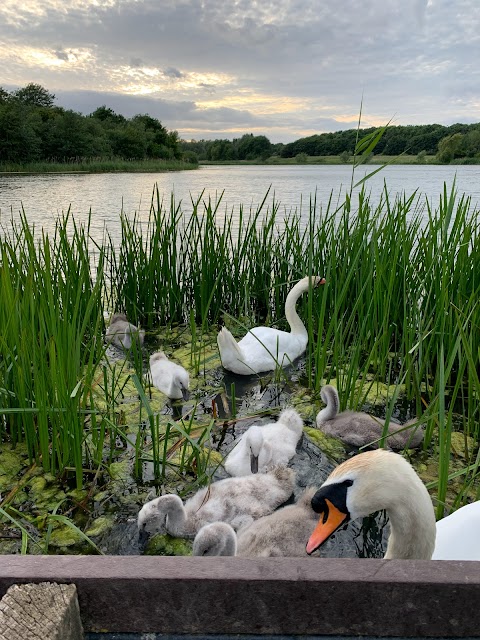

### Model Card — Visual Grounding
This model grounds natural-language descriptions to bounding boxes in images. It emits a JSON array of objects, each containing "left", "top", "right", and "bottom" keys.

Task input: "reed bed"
[{"left": 0, "top": 183, "right": 479, "bottom": 526}]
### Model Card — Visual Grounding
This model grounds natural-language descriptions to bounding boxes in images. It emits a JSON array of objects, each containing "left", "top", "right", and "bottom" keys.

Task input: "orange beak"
[{"left": 306, "top": 498, "right": 348, "bottom": 555}]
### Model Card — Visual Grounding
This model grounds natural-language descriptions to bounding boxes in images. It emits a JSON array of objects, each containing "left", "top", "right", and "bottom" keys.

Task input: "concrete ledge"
[{"left": 0, "top": 556, "right": 479, "bottom": 637}]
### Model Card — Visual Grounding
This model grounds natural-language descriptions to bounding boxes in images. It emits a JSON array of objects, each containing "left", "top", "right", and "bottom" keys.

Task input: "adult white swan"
[
  {"left": 306, "top": 449, "right": 479, "bottom": 560},
  {"left": 137, "top": 465, "right": 295, "bottom": 543},
  {"left": 217, "top": 276, "right": 326, "bottom": 375},
  {"left": 316, "top": 385, "right": 424, "bottom": 450},
  {"left": 224, "top": 407, "right": 304, "bottom": 476}
]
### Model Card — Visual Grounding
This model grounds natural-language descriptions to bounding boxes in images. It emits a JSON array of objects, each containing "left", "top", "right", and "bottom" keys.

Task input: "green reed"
[{"left": 0, "top": 180, "right": 478, "bottom": 511}]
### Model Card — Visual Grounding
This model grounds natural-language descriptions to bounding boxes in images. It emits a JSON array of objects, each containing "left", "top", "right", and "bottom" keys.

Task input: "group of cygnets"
[
  {"left": 106, "top": 313, "right": 189, "bottom": 400},
  {"left": 107, "top": 276, "right": 479, "bottom": 561},
  {"left": 138, "top": 443, "right": 480, "bottom": 561}
]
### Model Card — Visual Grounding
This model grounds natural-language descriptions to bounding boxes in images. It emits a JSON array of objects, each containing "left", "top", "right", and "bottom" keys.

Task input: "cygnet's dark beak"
[
  {"left": 181, "top": 386, "right": 190, "bottom": 402},
  {"left": 250, "top": 453, "right": 259, "bottom": 474},
  {"left": 138, "top": 527, "right": 151, "bottom": 551}
]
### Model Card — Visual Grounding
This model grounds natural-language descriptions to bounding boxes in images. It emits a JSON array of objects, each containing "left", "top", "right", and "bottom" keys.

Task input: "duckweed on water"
[{"left": 144, "top": 533, "right": 192, "bottom": 556}]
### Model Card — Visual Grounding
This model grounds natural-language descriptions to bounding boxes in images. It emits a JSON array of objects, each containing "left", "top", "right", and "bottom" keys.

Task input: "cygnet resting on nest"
[
  {"left": 193, "top": 487, "right": 319, "bottom": 557},
  {"left": 224, "top": 407, "right": 304, "bottom": 476},
  {"left": 106, "top": 313, "right": 145, "bottom": 350},
  {"left": 149, "top": 351, "right": 190, "bottom": 400},
  {"left": 137, "top": 465, "right": 295, "bottom": 545},
  {"left": 316, "top": 385, "right": 423, "bottom": 450}
]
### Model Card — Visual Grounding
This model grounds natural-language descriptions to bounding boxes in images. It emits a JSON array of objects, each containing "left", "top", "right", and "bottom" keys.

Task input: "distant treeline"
[
  {"left": 2, "top": 83, "right": 480, "bottom": 165},
  {"left": 182, "top": 123, "right": 480, "bottom": 163},
  {"left": 0, "top": 83, "right": 192, "bottom": 164}
]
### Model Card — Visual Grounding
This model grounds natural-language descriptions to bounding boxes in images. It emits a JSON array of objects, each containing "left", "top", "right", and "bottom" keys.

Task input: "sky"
[{"left": 0, "top": 0, "right": 479, "bottom": 143}]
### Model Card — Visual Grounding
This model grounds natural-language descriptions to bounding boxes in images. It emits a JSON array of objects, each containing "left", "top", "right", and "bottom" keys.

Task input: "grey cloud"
[
  {"left": 54, "top": 49, "right": 69, "bottom": 61},
  {"left": 0, "top": 0, "right": 479, "bottom": 141},
  {"left": 163, "top": 67, "right": 184, "bottom": 79}
]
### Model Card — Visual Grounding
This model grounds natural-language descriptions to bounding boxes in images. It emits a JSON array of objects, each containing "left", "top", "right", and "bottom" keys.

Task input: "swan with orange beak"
[{"left": 306, "top": 449, "right": 437, "bottom": 560}]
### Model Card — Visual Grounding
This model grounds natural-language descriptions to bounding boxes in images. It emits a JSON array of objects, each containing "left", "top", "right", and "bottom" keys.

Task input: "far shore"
[{"left": 1, "top": 154, "right": 479, "bottom": 174}]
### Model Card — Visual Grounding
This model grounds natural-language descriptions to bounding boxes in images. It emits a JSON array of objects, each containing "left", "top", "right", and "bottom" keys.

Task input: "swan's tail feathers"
[
  {"left": 317, "top": 385, "right": 340, "bottom": 424},
  {"left": 278, "top": 407, "right": 304, "bottom": 435},
  {"left": 217, "top": 327, "right": 243, "bottom": 360},
  {"left": 150, "top": 350, "right": 167, "bottom": 362}
]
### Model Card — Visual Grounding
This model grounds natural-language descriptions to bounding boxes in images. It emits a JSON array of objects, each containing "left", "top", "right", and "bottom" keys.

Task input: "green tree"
[
  {"left": 13, "top": 83, "right": 55, "bottom": 108},
  {"left": 437, "top": 133, "right": 464, "bottom": 163},
  {"left": 0, "top": 87, "right": 10, "bottom": 104},
  {"left": 0, "top": 103, "right": 41, "bottom": 162},
  {"left": 90, "top": 106, "right": 126, "bottom": 124}
]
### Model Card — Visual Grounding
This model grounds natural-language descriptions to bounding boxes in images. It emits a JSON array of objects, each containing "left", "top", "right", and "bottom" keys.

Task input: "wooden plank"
[
  {"left": 0, "top": 556, "right": 479, "bottom": 637},
  {"left": 0, "top": 581, "right": 83, "bottom": 640}
]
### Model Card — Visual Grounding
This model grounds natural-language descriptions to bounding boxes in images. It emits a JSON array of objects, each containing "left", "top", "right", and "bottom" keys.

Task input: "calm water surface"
[{"left": 0, "top": 164, "right": 479, "bottom": 245}]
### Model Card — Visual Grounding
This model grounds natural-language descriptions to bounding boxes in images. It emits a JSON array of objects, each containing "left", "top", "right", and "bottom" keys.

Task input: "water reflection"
[{"left": 1, "top": 165, "right": 479, "bottom": 248}]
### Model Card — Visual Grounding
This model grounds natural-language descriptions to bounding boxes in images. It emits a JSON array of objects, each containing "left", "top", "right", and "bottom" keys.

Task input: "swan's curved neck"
[
  {"left": 383, "top": 489, "right": 436, "bottom": 560},
  {"left": 317, "top": 388, "right": 339, "bottom": 422},
  {"left": 285, "top": 279, "right": 311, "bottom": 336},
  {"left": 165, "top": 499, "right": 187, "bottom": 536},
  {"left": 222, "top": 530, "right": 237, "bottom": 556}
]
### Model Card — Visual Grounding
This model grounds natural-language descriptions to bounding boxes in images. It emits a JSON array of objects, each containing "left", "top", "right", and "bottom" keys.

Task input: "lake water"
[{"left": 0, "top": 164, "right": 479, "bottom": 245}]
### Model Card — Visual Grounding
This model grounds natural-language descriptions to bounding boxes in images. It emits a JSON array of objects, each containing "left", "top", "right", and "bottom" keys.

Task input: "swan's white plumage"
[
  {"left": 217, "top": 276, "right": 325, "bottom": 375},
  {"left": 432, "top": 502, "right": 480, "bottom": 561},
  {"left": 149, "top": 351, "right": 190, "bottom": 400},
  {"left": 224, "top": 408, "right": 303, "bottom": 476},
  {"left": 106, "top": 313, "right": 145, "bottom": 350},
  {"left": 193, "top": 488, "right": 319, "bottom": 557},
  {"left": 316, "top": 385, "right": 424, "bottom": 450},
  {"left": 137, "top": 465, "right": 295, "bottom": 539}
]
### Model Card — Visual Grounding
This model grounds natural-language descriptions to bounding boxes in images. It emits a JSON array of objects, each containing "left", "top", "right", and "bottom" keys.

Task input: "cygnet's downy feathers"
[
  {"left": 217, "top": 276, "right": 326, "bottom": 375},
  {"left": 149, "top": 351, "right": 190, "bottom": 401},
  {"left": 137, "top": 465, "right": 295, "bottom": 543},
  {"left": 193, "top": 487, "right": 319, "bottom": 557},
  {"left": 316, "top": 385, "right": 424, "bottom": 450},
  {"left": 224, "top": 407, "right": 304, "bottom": 476},
  {"left": 106, "top": 313, "right": 145, "bottom": 350}
]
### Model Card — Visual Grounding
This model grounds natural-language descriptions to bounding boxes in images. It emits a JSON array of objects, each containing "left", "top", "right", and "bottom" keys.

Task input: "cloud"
[{"left": 0, "top": 0, "right": 478, "bottom": 142}]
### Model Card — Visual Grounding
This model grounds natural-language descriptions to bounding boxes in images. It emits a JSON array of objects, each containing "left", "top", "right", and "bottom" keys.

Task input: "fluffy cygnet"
[
  {"left": 316, "top": 385, "right": 423, "bottom": 450},
  {"left": 137, "top": 465, "right": 295, "bottom": 544},
  {"left": 224, "top": 407, "right": 303, "bottom": 476},
  {"left": 193, "top": 488, "right": 319, "bottom": 557},
  {"left": 106, "top": 313, "right": 145, "bottom": 350},
  {"left": 149, "top": 351, "right": 190, "bottom": 401}
]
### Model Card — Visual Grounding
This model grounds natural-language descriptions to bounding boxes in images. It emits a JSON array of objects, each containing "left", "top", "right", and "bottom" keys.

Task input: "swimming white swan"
[
  {"left": 306, "top": 449, "right": 436, "bottom": 559},
  {"left": 432, "top": 501, "right": 480, "bottom": 561},
  {"left": 316, "top": 385, "right": 424, "bottom": 450},
  {"left": 217, "top": 276, "right": 326, "bottom": 375},
  {"left": 149, "top": 351, "right": 190, "bottom": 400},
  {"left": 193, "top": 487, "right": 319, "bottom": 557},
  {"left": 307, "top": 449, "right": 480, "bottom": 560},
  {"left": 224, "top": 407, "right": 304, "bottom": 476},
  {"left": 137, "top": 465, "right": 295, "bottom": 543},
  {"left": 106, "top": 313, "right": 145, "bottom": 350}
]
